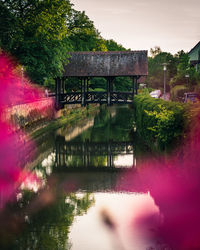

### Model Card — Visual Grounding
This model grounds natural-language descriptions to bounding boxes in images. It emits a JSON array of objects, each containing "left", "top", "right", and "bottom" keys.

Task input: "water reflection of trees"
[
  {"left": 54, "top": 106, "right": 134, "bottom": 170},
  {"left": 32, "top": 106, "right": 135, "bottom": 173},
  {"left": 91, "top": 106, "right": 134, "bottom": 142},
  {"left": 0, "top": 189, "right": 95, "bottom": 250}
]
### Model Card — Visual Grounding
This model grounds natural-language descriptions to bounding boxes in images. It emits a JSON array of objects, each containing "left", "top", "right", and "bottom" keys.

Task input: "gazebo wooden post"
[
  {"left": 135, "top": 77, "right": 138, "bottom": 95},
  {"left": 86, "top": 77, "right": 89, "bottom": 92},
  {"left": 106, "top": 77, "right": 111, "bottom": 106},
  {"left": 132, "top": 76, "right": 135, "bottom": 96},
  {"left": 81, "top": 77, "right": 86, "bottom": 106},
  {"left": 55, "top": 77, "right": 62, "bottom": 109}
]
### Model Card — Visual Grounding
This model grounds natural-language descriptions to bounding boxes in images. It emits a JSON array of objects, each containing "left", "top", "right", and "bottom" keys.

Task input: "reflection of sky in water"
[
  {"left": 41, "top": 152, "right": 55, "bottom": 175},
  {"left": 70, "top": 192, "right": 160, "bottom": 250},
  {"left": 114, "top": 155, "right": 134, "bottom": 168},
  {"left": 39, "top": 151, "right": 135, "bottom": 169}
]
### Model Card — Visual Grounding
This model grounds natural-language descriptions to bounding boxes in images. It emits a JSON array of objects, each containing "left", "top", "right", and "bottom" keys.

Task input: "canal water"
[{"left": 1, "top": 105, "right": 165, "bottom": 250}]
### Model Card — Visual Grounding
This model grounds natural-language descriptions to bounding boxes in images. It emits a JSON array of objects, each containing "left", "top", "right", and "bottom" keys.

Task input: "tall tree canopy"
[
  {"left": 0, "top": 0, "right": 129, "bottom": 88},
  {"left": 0, "top": 0, "right": 72, "bottom": 84},
  {"left": 105, "top": 39, "right": 126, "bottom": 51},
  {"left": 67, "top": 10, "right": 107, "bottom": 52}
]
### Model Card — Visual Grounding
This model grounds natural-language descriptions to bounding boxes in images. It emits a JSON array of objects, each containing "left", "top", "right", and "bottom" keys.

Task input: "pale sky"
[{"left": 72, "top": 0, "right": 200, "bottom": 54}]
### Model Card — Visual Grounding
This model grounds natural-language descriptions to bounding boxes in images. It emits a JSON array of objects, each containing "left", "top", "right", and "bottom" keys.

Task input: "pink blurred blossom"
[
  {"left": 117, "top": 105, "right": 200, "bottom": 249},
  {"left": 0, "top": 51, "right": 53, "bottom": 209}
]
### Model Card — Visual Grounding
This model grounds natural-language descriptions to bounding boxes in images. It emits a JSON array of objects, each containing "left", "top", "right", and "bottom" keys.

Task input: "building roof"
[
  {"left": 63, "top": 51, "right": 148, "bottom": 77},
  {"left": 188, "top": 41, "right": 200, "bottom": 55}
]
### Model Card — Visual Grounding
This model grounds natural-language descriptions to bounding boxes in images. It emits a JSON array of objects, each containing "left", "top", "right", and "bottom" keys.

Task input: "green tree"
[
  {"left": 105, "top": 39, "right": 127, "bottom": 51},
  {"left": 68, "top": 10, "right": 107, "bottom": 52},
  {"left": 171, "top": 50, "right": 200, "bottom": 88},
  {"left": 0, "top": 0, "right": 72, "bottom": 84},
  {"left": 150, "top": 46, "right": 162, "bottom": 58},
  {"left": 147, "top": 49, "right": 175, "bottom": 90},
  {"left": 0, "top": 0, "right": 131, "bottom": 90}
]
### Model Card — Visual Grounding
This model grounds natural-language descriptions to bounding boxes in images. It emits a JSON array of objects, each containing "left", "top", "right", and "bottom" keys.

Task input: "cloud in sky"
[{"left": 72, "top": 0, "right": 200, "bottom": 54}]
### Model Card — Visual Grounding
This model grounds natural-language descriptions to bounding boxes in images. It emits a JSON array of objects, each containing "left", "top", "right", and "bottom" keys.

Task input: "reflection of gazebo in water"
[{"left": 54, "top": 137, "right": 134, "bottom": 171}]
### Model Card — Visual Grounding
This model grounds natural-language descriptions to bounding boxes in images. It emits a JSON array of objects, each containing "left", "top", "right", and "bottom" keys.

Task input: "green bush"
[
  {"left": 170, "top": 85, "right": 190, "bottom": 102},
  {"left": 133, "top": 94, "right": 186, "bottom": 151},
  {"left": 92, "top": 88, "right": 106, "bottom": 92},
  {"left": 139, "top": 88, "right": 154, "bottom": 95}
]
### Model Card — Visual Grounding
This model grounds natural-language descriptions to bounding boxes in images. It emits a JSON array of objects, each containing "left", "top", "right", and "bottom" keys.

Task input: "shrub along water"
[{"left": 133, "top": 94, "right": 186, "bottom": 151}]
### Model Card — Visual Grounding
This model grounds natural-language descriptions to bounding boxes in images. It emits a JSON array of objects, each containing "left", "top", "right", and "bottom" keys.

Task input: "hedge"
[{"left": 133, "top": 94, "right": 186, "bottom": 151}]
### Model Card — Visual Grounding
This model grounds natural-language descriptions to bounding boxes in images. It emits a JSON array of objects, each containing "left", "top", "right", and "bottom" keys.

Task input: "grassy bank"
[{"left": 30, "top": 104, "right": 99, "bottom": 139}]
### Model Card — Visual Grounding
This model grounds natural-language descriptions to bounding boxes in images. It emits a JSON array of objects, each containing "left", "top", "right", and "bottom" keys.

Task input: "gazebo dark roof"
[{"left": 63, "top": 51, "right": 148, "bottom": 77}]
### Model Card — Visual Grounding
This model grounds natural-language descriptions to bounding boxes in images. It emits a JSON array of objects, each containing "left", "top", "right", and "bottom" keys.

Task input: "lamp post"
[
  {"left": 185, "top": 74, "right": 189, "bottom": 86},
  {"left": 162, "top": 63, "right": 168, "bottom": 100}
]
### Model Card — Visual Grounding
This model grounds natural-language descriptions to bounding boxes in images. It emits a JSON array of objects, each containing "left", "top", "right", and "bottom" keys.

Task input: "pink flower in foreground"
[
  {"left": 117, "top": 106, "right": 200, "bottom": 250},
  {"left": 0, "top": 52, "right": 53, "bottom": 209}
]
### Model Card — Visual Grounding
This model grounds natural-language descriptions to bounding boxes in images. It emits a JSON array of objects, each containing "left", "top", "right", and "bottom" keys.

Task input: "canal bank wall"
[
  {"left": 2, "top": 97, "right": 99, "bottom": 138},
  {"left": 2, "top": 97, "right": 55, "bottom": 129},
  {"left": 31, "top": 103, "right": 100, "bottom": 139}
]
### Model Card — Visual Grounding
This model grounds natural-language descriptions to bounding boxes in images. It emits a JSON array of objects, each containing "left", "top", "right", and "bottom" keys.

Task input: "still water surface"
[{"left": 1, "top": 106, "right": 162, "bottom": 250}]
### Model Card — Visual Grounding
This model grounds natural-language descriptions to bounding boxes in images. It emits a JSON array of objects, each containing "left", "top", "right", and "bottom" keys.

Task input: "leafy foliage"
[
  {"left": 147, "top": 47, "right": 200, "bottom": 93},
  {"left": 0, "top": 0, "right": 131, "bottom": 91},
  {"left": 170, "top": 85, "right": 190, "bottom": 102},
  {"left": 67, "top": 9, "right": 107, "bottom": 52},
  {"left": 147, "top": 47, "right": 176, "bottom": 90},
  {"left": 114, "top": 77, "right": 132, "bottom": 91},
  {"left": 171, "top": 50, "right": 200, "bottom": 87},
  {"left": 105, "top": 39, "right": 127, "bottom": 51},
  {"left": 133, "top": 94, "right": 186, "bottom": 150},
  {"left": 0, "top": 0, "right": 73, "bottom": 84}
]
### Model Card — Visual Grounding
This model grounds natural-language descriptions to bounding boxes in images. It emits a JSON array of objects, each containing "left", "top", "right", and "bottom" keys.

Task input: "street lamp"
[
  {"left": 185, "top": 74, "right": 189, "bottom": 86},
  {"left": 162, "top": 63, "right": 168, "bottom": 100}
]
